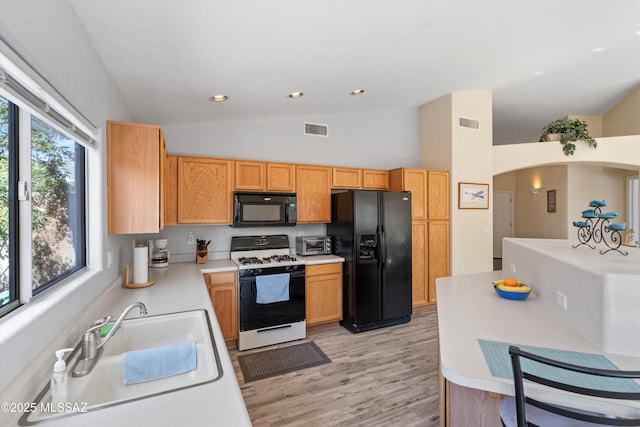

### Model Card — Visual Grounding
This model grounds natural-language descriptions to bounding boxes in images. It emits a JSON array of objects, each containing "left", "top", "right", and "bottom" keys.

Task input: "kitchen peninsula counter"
[
  {"left": 436, "top": 270, "right": 640, "bottom": 426},
  {"left": 10, "top": 260, "right": 251, "bottom": 427}
]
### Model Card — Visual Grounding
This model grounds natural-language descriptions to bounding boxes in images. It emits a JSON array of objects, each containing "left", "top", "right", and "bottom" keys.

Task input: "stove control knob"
[{"left": 257, "top": 268, "right": 262, "bottom": 274}]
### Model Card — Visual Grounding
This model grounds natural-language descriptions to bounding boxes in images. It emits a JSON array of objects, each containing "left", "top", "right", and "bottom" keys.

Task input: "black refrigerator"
[{"left": 328, "top": 190, "right": 412, "bottom": 333}]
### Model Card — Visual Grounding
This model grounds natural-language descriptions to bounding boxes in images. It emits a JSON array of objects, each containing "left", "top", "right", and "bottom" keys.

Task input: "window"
[
  {"left": 31, "top": 116, "right": 85, "bottom": 293},
  {"left": 0, "top": 96, "right": 16, "bottom": 311},
  {"left": 0, "top": 94, "right": 87, "bottom": 315}
]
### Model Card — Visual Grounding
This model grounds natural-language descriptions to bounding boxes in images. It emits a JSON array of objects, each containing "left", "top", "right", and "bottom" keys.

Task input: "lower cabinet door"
[
  {"left": 205, "top": 272, "right": 238, "bottom": 341},
  {"left": 306, "top": 263, "right": 343, "bottom": 325}
]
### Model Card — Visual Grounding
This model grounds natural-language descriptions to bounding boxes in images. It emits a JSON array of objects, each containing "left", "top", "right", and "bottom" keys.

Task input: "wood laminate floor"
[{"left": 228, "top": 305, "right": 439, "bottom": 427}]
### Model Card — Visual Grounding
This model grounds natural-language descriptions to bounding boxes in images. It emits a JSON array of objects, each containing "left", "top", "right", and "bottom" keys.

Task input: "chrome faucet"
[{"left": 72, "top": 302, "right": 147, "bottom": 377}]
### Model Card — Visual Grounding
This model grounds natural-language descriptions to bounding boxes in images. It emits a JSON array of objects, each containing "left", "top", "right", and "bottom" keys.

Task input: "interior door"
[{"left": 493, "top": 191, "right": 513, "bottom": 258}]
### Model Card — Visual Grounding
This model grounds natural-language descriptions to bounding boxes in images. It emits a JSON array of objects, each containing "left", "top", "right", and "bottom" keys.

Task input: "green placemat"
[{"left": 478, "top": 339, "right": 640, "bottom": 393}]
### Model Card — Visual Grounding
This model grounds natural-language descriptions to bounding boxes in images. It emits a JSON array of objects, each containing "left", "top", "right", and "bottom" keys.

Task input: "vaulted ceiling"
[{"left": 70, "top": 0, "right": 640, "bottom": 145}]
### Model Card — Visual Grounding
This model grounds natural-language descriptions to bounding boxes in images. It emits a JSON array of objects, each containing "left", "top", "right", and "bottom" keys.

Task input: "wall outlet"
[
  {"left": 187, "top": 231, "right": 194, "bottom": 245},
  {"left": 107, "top": 250, "right": 114, "bottom": 270},
  {"left": 510, "top": 263, "right": 516, "bottom": 274},
  {"left": 556, "top": 291, "right": 567, "bottom": 310}
]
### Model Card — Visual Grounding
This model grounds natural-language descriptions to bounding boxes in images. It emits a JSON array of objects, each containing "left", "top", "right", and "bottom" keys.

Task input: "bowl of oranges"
[{"left": 492, "top": 277, "right": 532, "bottom": 300}]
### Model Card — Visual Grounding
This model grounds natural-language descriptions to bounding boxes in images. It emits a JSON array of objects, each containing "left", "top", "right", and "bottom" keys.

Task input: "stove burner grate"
[{"left": 236, "top": 254, "right": 299, "bottom": 265}]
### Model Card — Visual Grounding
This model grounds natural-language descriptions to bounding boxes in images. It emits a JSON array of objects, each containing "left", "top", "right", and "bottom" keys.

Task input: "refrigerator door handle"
[{"left": 379, "top": 224, "right": 386, "bottom": 268}]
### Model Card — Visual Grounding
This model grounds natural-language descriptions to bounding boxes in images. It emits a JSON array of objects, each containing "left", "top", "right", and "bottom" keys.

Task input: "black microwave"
[{"left": 232, "top": 192, "right": 297, "bottom": 227}]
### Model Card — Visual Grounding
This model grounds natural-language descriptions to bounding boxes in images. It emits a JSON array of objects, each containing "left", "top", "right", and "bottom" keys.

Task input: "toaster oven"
[{"left": 296, "top": 236, "right": 332, "bottom": 256}]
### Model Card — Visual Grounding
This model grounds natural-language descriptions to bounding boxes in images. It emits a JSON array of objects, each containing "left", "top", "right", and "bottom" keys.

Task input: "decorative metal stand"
[{"left": 572, "top": 200, "right": 628, "bottom": 256}]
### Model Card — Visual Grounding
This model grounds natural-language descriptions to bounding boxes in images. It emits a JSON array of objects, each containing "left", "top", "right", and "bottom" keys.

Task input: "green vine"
[{"left": 539, "top": 119, "right": 597, "bottom": 156}]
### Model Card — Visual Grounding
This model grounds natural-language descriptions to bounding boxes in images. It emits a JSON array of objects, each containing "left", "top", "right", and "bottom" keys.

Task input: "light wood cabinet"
[
  {"left": 428, "top": 220, "right": 450, "bottom": 303},
  {"left": 107, "top": 120, "right": 166, "bottom": 234},
  {"left": 389, "top": 168, "right": 428, "bottom": 220},
  {"left": 306, "top": 263, "right": 343, "bottom": 326},
  {"left": 205, "top": 271, "right": 238, "bottom": 343},
  {"left": 296, "top": 165, "right": 332, "bottom": 223},
  {"left": 178, "top": 157, "right": 234, "bottom": 224},
  {"left": 362, "top": 169, "right": 389, "bottom": 190},
  {"left": 234, "top": 161, "right": 296, "bottom": 192},
  {"left": 235, "top": 160, "right": 266, "bottom": 191},
  {"left": 411, "top": 221, "right": 429, "bottom": 306},
  {"left": 332, "top": 167, "right": 362, "bottom": 189},
  {"left": 266, "top": 162, "right": 296, "bottom": 192},
  {"left": 389, "top": 168, "right": 449, "bottom": 306},
  {"left": 164, "top": 155, "right": 178, "bottom": 226},
  {"left": 428, "top": 170, "right": 450, "bottom": 220}
]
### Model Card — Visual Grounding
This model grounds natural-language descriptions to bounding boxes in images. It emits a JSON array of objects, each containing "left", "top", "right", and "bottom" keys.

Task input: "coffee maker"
[{"left": 148, "top": 238, "right": 170, "bottom": 268}]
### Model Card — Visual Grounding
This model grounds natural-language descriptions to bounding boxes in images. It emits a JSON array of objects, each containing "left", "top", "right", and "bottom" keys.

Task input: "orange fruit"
[{"left": 504, "top": 277, "right": 518, "bottom": 287}]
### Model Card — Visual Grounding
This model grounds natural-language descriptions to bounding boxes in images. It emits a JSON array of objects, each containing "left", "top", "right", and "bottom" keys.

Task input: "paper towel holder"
[{"left": 124, "top": 263, "right": 154, "bottom": 288}]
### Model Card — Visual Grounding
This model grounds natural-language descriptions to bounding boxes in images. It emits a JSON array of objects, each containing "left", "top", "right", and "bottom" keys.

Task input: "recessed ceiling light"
[
  {"left": 209, "top": 95, "right": 228, "bottom": 102},
  {"left": 591, "top": 47, "right": 607, "bottom": 53},
  {"left": 351, "top": 89, "right": 365, "bottom": 95},
  {"left": 288, "top": 92, "right": 304, "bottom": 99}
]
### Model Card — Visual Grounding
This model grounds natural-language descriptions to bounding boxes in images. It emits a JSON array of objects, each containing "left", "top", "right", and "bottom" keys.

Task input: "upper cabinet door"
[
  {"left": 332, "top": 167, "right": 362, "bottom": 189},
  {"left": 266, "top": 162, "right": 296, "bottom": 192},
  {"left": 164, "top": 155, "right": 179, "bottom": 226},
  {"left": 296, "top": 165, "right": 332, "bottom": 223},
  {"left": 389, "top": 168, "right": 427, "bottom": 221},
  {"left": 107, "top": 120, "right": 163, "bottom": 234},
  {"left": 428, "top": 170, "right": 450, "bottom": 220},
  {"left": 178, "top": 157, "right": 234, "bottom": 224},
  {"left": 362, "top": 169, "right": 389, "bottom": 190},
  {"left": 235, "top": 160, "right": 266, "bottom": 191}
]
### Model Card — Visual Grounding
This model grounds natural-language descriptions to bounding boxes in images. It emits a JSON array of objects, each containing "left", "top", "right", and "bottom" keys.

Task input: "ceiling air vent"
[
  {"left": 458, "top": 116, "right": 479, "bottom": 130},
  {"left": 304, "top": 122, "right": 328, "bottom": 137}
]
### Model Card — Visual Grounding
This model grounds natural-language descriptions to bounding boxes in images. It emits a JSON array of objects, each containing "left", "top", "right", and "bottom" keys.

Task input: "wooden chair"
[{"left": 500, "top": 345, "right": 640, "bottom": 426}]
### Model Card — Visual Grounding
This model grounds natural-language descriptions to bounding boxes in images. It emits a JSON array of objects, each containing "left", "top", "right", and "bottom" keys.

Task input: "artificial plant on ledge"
[{"left": 539, "top": 118, "right": 598, "bottom": 156}]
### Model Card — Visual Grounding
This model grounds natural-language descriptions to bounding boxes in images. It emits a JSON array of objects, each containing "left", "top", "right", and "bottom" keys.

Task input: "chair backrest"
[{"left": 508, "top": 345, "right": 640, "bottom": 426}]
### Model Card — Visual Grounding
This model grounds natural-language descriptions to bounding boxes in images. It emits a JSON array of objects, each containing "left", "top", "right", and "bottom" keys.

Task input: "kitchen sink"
[{"left": 20, "top": 309, "right": 223, "bottom": 425}]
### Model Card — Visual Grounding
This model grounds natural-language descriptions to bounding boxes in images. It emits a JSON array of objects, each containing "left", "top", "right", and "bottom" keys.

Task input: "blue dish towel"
[
  {"left": 121, "top": 341, "right": 197, "bottom": 385},
  {"left": 256, "top": 273, "right": 290, "bottom": 304}
]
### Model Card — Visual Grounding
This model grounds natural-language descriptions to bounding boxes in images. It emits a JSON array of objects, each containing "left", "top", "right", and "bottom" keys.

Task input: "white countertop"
[
  {"left": 9, "top": 255, "right": 346, "bottom": 426},
  {"left": 296, "top": 254, "right": 345, "bottom": 265},
  {"left": 15, "top": 261, "right": 251, "bottom": 427},
  {"left": 436, "top": 270, "right": 640, "bottom": 418}
]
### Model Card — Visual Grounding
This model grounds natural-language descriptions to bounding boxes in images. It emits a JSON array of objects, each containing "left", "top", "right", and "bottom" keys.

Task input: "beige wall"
[
  {"left": 493, "top": 135, "right": 640, "bottom": 176},
  {"left": 515, "top": 165, "right": 568, "bottom": 238},
  {"left": 603, "top": 85, "right": 640, "bottom": 137},
  {"left": 419, "top": 95, "right": 452, "bottom": 171},
  {"left": 567, "top": 165, "right": 633, "bottom": 232},
  {"left": 421, "top": 91, "right": 493, "bottom": 275},
  {"left": 492, "top": 161, "right": 636, "bottom": 241},
  {"left": 567, "top": 115, "right": 603, "bottom": 138},
  {"left": 493, "top": 171, "right": 516, "bottom": 192}
]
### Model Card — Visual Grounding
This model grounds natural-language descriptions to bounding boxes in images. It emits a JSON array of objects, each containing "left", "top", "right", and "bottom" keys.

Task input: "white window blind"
[{"left": 0, "top": 38, "right": 98, "bottom": 148}]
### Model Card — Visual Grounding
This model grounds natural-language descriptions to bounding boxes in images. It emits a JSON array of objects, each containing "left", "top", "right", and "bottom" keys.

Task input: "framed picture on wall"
[
  {"left": 547, "top": 189, "right": 557, "bottom": 213},
  {"left": 458, "top": 182, "right": 489, "bottom": 209}
]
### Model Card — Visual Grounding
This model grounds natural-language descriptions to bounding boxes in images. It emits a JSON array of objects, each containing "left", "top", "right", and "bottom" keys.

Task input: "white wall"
[
  {"left": 161, "top": 108, "right": 420, "bottom": 170},
  {"left": 0, "top": 1, "right": 132, "bottom": 392}
]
